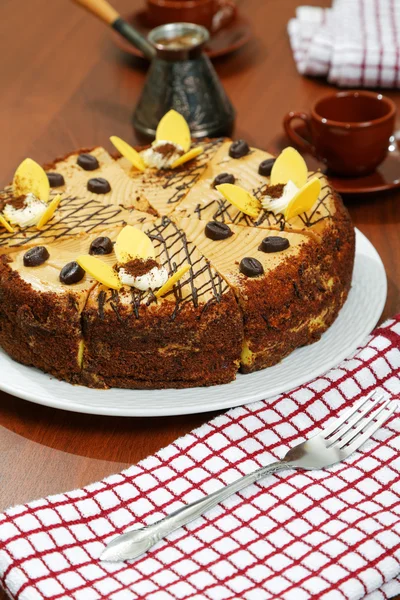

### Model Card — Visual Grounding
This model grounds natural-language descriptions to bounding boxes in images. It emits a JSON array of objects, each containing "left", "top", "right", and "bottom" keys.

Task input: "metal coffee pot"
[{"left": 72, "top": 0, "right": 235, "bottom": 139}]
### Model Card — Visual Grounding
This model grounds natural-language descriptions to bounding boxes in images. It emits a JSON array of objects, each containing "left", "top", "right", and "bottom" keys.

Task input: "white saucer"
[{"left": 0, "top": 229, "right": 387, "bottom": 417}]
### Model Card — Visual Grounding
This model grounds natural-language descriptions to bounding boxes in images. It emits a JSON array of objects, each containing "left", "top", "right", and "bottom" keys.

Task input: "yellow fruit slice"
[
  {"left": 0, "top": 214, "right": 14, "bottom": 233},
  {"left": 36, "top": 194, "right": 62, "bottom": 229},
  {"left": 109, "top": 136, "right": 146, "bottom": 172},
  {"left": 155, "top": 264, "right": 191, "bottom": 298},
  {"left": 12, "top": 158, "right": 50, "bottom": 203},
  {"left": 216, "top": 183, "right": 261, "bottom": 219},
  {"left": 270, "top": 147, "right": 308, "bottom": 189},
  {"left": 115, "top": 225, "right": 156, "bottom": 264},
  {"left": 284, "top": 177, "right": 322, "bottom": 220},
  {"left": 171, "top": 146, "right": 204, "bottom": 169},
  {"left": 155, "top": 110, "right": 191, "bottom": 153},
  {"left": 77, "top": 255, "right": 122, "bottom": 290}
]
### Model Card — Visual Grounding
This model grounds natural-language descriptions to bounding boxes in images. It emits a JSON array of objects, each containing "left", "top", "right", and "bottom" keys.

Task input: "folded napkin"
[
  {"left": 0, "top": 315, "right": 399, "bottom": 600},
  {"left": 288, "top": 0, "right": 400, "bottom": 88}
]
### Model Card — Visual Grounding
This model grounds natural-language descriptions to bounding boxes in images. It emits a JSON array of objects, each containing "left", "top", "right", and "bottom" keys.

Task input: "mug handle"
[
  {"left": 212, "top": 0, "right": 237, "bottom": 32},
  {"left": 283, "top": 111, "right": 316, "bottom": 156}
]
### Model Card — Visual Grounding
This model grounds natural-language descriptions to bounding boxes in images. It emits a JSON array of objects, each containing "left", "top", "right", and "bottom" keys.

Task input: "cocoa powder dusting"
[
  {"left": 154, "top": 143, "right": 183, "bottom": 158},
  {"left": 122, "top": 258, "right": 159, "bottom": 277},
  {"left": 263, "top": 184, "right": 285, "bottom": 199}
]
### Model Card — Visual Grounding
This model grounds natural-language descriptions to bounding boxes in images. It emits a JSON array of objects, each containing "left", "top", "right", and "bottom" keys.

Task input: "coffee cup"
[
  {"left": 146, "top": 0, "right": 236, "bottom": 32},
  {"left": 283, "top": 91, "right": 396, "bottom": 177}
]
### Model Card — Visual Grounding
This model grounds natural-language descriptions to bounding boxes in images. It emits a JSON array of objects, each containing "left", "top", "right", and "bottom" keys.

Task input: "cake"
[{"left": 0, "top": 111, "right": 355, "bottom": 389}]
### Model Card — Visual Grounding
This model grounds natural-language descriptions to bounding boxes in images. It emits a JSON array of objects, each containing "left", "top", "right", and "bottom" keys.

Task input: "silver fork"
[{"left": 101, "top": 392, "right": 396, "bottom": 562}]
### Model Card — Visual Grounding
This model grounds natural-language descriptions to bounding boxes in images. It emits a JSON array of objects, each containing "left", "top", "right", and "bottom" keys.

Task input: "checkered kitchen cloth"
[
  {"left": 288, "top": 0, "right": 400, "bottom": 87},
  {"left": 0, "top": 316, "right": 399, "bottom": 600}
]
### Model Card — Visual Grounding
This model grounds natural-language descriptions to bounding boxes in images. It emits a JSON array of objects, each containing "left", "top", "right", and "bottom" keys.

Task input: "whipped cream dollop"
[
  {"left": 119, "top": 265, "right": 168, "bottom": 291},
  {"left": 141, "top": 141, "right": 184, "bottom": 170},
  {"left": 261, "top": 180, "right": 299, "bottom": 215},
  {"left": 3, "top": 193, "right": 47, "bottom": 227}
]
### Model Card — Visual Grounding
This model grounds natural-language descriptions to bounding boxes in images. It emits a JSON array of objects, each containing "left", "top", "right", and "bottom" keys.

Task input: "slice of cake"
[
  {"left": 0, "top": 226, "right": 122, "bottom": 384},
  {"left": 116, "top": 139, "right": 225, "bottom": 216},
  {"left": 82, "top": 216, "right": 243, "bottom": 388},
  {"left": 178, "top": 217, "right": 354, "bottom": 373}
]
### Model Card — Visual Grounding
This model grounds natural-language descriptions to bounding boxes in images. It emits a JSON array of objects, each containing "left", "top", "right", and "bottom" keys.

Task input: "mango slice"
[
  {"left": 115, "top": 225, "right": 156, "bottom": 264},
  {"left": 171, "top": 146, "right": 204, "bottom": 169},
  {"left": 12, "top": 158, "right": 50, "bottom": 203},
  {"left": 36, "top": 194, "right": 62, "bottom": 229},
  {"left": 284, "top": 177, "right": 322, "bottom": 220},
  {"left": 155, "top": 264, "right": 191, "bottom": 298},
  {"left": 77, "top": 255, "right": 122, "bottom": 290},
  {"left": 0, "top": 214, "right": 14, "bottom": 233},
  {"left": 216, "top": 183, "right": 261, "bottom": 219},
  {"left": 270, "top": 147, "right": 308, "bottom": 189},
  {"left": 110, "top": 136, "right": 146, "bottom": 172},
  {"left": 156, "top": 110, "right": 191, "bottom": 153}
]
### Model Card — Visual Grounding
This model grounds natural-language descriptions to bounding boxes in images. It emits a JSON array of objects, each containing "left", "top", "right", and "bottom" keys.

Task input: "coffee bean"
[
  {"left": 23, "top": 246, "right": 49, "bottom": 267},
  {"left": 259, "top": 236, "right": 290, "bottom": 253},
  {"left": 229, "top": 140, "right": 250, "bottom": 159},
  {"left": 213, "top": 172, "right": 235, "bottom": 187},
  {"left": 258, "top": 158, "right": 275, "bottom": 177},
  {"left": 239, "top": 257, "right": 264, "bottom": 277},
  {"left": 77, "top": 153, "right": 99, "bottom": 171},
  {"left": 205, "top": 221, "right": 233, "bottom": 241},
  {"left": 46, "top": 172, "right": 65, "bottom": 188},
  {"left": 89, "top": 236, "right": 113, "bottom": 255},
  {"left": 60, "top": 261, "right": 85, "bottom": 285},
  {"left": 87, "top": 177, "right": 111, "bottom": 194}
]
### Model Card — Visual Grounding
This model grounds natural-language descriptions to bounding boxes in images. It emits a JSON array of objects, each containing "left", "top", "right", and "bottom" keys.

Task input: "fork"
[{"left": 101, "top": 392, "right": 396, "bottom": 562}]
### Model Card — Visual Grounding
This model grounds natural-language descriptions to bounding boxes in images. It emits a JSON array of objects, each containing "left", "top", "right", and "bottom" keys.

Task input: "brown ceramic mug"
[
  {"left": 284, "top": 91, "right": 396, "bottom": 177},
  {"left": 146, "top": 0, "right": 236, "bottom": 32}
]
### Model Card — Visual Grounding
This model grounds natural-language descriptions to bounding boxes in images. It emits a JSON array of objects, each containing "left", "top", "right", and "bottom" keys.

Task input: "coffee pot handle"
[{"left": 283, "top": 111, "right": 316, "bottom": 156}]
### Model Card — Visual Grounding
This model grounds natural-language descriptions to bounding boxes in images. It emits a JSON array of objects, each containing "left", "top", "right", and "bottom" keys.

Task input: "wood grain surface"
[{"left": 0, "top": 0, "right": 399, "bottom": 597}]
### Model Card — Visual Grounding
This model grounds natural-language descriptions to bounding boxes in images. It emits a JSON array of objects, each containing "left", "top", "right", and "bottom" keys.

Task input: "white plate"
[{"left": 0, "top": 229, "right": 387, "bottom": 417}]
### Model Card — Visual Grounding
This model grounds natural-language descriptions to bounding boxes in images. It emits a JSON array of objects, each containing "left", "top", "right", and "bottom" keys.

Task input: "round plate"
[
  {"left": 111, "top": 10, "right": 253, "bottom": 59},
  {"left": 0, "top": 230, "right": 386, "bottom": 417}
]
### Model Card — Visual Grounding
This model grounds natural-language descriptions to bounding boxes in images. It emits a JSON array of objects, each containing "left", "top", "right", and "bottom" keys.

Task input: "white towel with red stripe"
[
  {"left": 0, "top": 315, "right": 399, "bottom": 600},
  {"left": 288, "top": 0, "right": 400, "bottom": 88}
]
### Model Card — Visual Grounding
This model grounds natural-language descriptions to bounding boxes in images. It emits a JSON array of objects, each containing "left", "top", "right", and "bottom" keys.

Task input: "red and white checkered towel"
[
  {"left": 288, "top": 0, "right": 400, "bottom": 88},
  {"left": 0, "top": 315, "right": 399, "bottom": 600}
]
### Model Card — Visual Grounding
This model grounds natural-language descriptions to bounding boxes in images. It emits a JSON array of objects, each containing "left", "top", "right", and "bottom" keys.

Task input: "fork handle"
[{"left": 142, "top": 461, "right": 286, "bottom": 547}]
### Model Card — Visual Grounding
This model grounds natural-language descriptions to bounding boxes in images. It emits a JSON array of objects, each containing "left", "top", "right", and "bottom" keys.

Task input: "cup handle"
[
  {"left": 212, "top": 0, "right": 237, "bottom": 32},
  {"left": 283, "top": 111, "right": 316, "bottom": 156}
]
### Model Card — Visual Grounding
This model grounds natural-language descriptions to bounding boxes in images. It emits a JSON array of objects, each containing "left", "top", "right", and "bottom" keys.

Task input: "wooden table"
[{"left": 0, "top": 0, "right": 398, "bottom": 597}]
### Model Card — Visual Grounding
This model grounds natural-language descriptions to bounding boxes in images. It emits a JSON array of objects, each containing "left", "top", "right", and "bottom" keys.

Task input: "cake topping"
[
  {"left": 0, "top": 214, "right": 14, "bottom": 233},
  {"left": 76, "top": 255, "right": 121, "bottom": 290},
  {"left": 270, "top": 147, "right": 308, "bottom": 188},
  {"left": 115, "top": 225, "right": 155, "bottom": 263},
  {"left": 47, "top": 172, "right": 65, "bottom": 188},
  {"left": 141, "top": 141, "right": 185, "bottom": 170},
  {"left": 171, "top": 146, "right": 204, "bottom": 169},
  {"left": 155, "top": 264, "right": 191, "bottom": 298},
  {"left": 284, "top": 177, "right": 322, "bottom": 220},
  {"left": 60, "top": 261, "right": 85, "bottom": 285},
  {"left": 216, "top": 183, "right": 260, "bottom": 218},
  {"left": 118, "top": 258, "right": 168, "bottom": 291},
  {"left": 213, "top": 173, "right": 235, "bottom": 187},
  {"left": 3, "top": 193, "right": 47, "bottom": 228},
  {"left": 259, "top": 236, "right": 290, "bottom": 253},
  {"left": 87, "top": 177, "right": 111, "bottom": 194},
  {"left": 205, "top": 221, "right": 233, "bottom": 241},
  {"left": 110, "top": 136, "right": 146, "bottom": 172},
  {"left": 239, "top": 257, "right": 264, "bottom": 277},
  {"left": 89, "top": 236, "right": 113, "bottom": 255},
  {"left": 261, "top": 181, "right": 299, "bottom": 215},
  {"left": 12, "top": 158, "right": 50, "bottom": 204},
  {"left": 23, "top": 246, "right": 50, "bottom": 267},
  {"left": 229, "top": 140, "right": 250, "bottom": 159},
  {"left": 258, "top": 158, "right": 275, "bottom": 177},
  {"left": 77, "top": 153, "right": 99, "bottom": 171},
  {"left": 155, "top": 109, "right": 191, "bottom": 153},
  {"left": 36, "top": 194, "right": 62, "bottom": 229}
]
